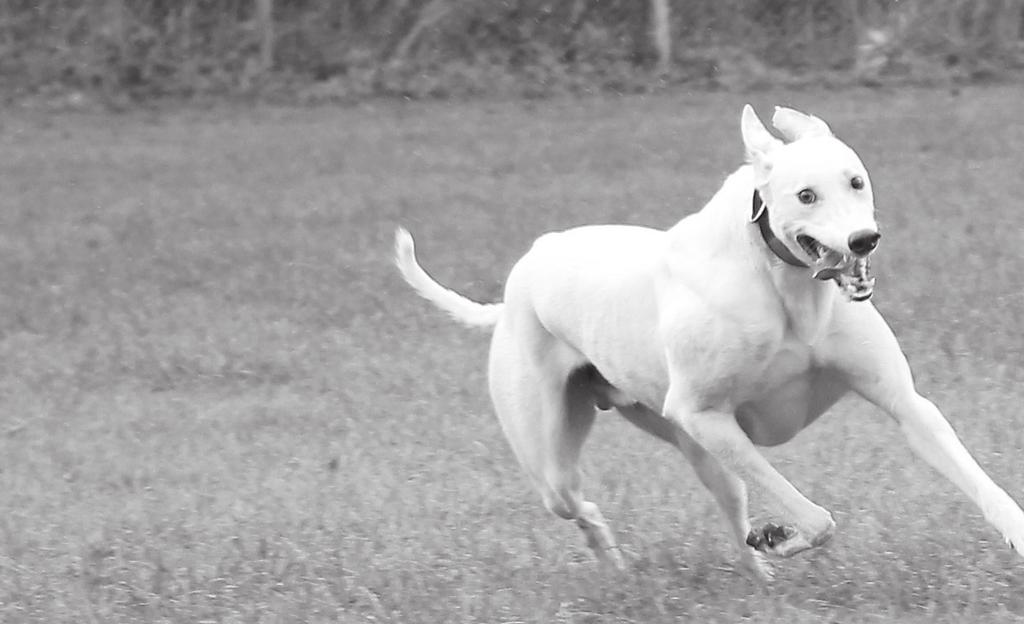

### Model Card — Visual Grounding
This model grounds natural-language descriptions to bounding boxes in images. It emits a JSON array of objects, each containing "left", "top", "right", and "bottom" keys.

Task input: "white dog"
[{"left": 395, "top": 105, "right": 1024, "bottom": 579}]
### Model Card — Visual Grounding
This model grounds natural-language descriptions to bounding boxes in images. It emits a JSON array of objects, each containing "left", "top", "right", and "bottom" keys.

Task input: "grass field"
[{"left": 1, "top": 86, "right": 1023, "bottom": 623}]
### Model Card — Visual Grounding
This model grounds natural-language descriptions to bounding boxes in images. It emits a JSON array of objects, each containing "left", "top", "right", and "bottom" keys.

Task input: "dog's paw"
[
  {"left": 739, "top": 549, "right": 775, "bottom": 582},
  {"left": 1002, "top": 526, "right": 1024, "bottom": 557},
  {"left": 746, "top": 521, "right": 826, "bottom": 559},
  {"left": 745, "top": 523, "right": 792, "bottom": 551},
  {"left": 598, "top": 546, "right": 627, "bottom": 571},
  {"left": 982, "top": 496, "right": 1024, "bottom": 557}
]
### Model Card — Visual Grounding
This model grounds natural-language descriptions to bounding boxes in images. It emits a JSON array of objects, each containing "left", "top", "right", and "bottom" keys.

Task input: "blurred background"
[{"left": 2, "top": 0, "right": 1023, "bottom": 104}]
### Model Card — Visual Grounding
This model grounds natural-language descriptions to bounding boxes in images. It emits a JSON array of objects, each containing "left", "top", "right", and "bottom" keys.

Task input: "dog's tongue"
[
  {"left": 803, "top": 243, "right": 876, "bottom": 300},
  {"left": 814, "top": 256, "right": 875, "bottom": 301},
  {"left": 810, "top": 249, "right": 850, "bottom": 280}
]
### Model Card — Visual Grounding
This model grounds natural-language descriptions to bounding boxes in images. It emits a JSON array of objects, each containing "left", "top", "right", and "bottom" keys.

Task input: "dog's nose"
[{"left": 848, "top": 230, "right": 881, "bottom": 256}]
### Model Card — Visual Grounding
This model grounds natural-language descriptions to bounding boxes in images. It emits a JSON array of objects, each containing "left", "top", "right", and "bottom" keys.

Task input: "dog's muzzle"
[
  {"left": 797, "top": 234, "right": 877, "bottom": 302},
  {"left": 833, "top": 256, "right": 875, "bottom": 302}
]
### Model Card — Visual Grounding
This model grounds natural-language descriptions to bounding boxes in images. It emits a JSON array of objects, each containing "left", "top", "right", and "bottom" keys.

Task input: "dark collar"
[{"left": 751, "top": 190, "right": 808, "bottom": 269}]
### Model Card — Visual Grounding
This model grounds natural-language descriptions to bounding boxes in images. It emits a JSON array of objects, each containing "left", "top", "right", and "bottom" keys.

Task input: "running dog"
[{"left": 394, "top": 105, "right": 1024, "bottom": 579}]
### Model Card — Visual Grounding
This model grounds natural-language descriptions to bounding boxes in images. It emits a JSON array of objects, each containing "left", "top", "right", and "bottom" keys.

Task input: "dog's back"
[{"left": 503, "top": 224, "right": 670, "bottom": 404}]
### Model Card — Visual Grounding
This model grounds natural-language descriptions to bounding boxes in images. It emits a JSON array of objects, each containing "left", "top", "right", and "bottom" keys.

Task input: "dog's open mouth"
[{"left": 796, "top": 234, "right": 876, "bottom": 301}]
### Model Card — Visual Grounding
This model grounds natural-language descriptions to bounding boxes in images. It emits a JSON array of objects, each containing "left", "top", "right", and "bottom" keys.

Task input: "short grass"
[{"left": 1, "top": 86, "right": 1023, "bottom": 623}]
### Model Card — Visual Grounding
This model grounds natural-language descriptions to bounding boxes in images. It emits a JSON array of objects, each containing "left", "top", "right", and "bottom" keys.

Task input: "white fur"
[
  {"left": 395, "top": 105, "right": 1024, "bottom": 580},
  {"left": 394, "top": 228, "right": 502, "bottom": 327}
]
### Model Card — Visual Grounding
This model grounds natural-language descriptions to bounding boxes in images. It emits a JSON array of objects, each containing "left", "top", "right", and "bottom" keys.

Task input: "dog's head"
[{"left": 741, "top": 104, "right": 879, "bottom": 300}]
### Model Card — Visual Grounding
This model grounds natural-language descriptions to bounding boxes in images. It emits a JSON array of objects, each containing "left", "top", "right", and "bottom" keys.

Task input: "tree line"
[{"left": 1, "top": 0, "right": 1021, "bottom": 101}]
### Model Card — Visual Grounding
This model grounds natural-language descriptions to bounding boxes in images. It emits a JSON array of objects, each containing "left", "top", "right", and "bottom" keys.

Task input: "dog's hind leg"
[
  {"left": 488, "top": 319, "right": 624, "bottom": 569},
  {"left": 616, "top": 404, "right": 773, "bottom": 580}
]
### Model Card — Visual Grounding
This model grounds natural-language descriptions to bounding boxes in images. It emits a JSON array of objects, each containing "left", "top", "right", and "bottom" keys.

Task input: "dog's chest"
[
  {"left": 734, "top": 337, "right": 842, "bottom": 446},
  {"left": 773, "top": 270, "right": 836, "bottom": 345}
]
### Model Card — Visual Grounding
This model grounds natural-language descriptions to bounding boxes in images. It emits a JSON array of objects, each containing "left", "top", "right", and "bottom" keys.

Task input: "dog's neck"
[
  {"left": 751, "top": 190, "right": 808, "bottom": 269},
  {"left": 737, "top": 175, "right": 837, "bottom": 343}
]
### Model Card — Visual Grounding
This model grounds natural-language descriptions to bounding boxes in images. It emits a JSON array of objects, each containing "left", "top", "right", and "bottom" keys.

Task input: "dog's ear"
[
  {"left": 741, "top": 105, "right": 781, "bottom": 184},
  {"left": 771, "top": 107, "right": 832, "bottom": 142}
]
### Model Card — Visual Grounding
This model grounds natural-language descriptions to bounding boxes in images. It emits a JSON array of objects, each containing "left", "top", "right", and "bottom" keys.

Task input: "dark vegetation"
[{"left": 2, "top": 0, "right": 1023, "bottom": 103}]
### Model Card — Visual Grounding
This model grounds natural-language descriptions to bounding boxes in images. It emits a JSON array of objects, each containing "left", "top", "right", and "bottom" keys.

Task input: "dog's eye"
[
  {"left": 851, "top": 176, "right": 865, "bottom": 190},
  {"left": 796, "top": 189, "right": 817, "bottom": 204}
]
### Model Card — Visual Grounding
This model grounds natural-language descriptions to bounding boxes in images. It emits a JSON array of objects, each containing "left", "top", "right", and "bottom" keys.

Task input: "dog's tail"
[{"left": 394, "top": 227, "right": 503, "bottom": 328}]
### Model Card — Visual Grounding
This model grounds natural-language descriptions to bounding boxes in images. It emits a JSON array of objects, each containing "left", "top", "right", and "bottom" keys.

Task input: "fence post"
[
  {"left": 650, "top": 0, "right": 671, "bottom": 74},
  {"left": 256, "top": 0, "right": 274, "bottom": 72}
]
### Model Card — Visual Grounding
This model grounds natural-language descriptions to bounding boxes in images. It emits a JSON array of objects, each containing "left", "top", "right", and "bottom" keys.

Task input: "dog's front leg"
[
  {"left": 827, "top": 304, "right": 1024, "bottom": 555},
  {"left": 889, "top": 393, "right": 1024, "bottom": 551},
  {"left": 663, "top": 389, "right": 836, "bottom": 558}
]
